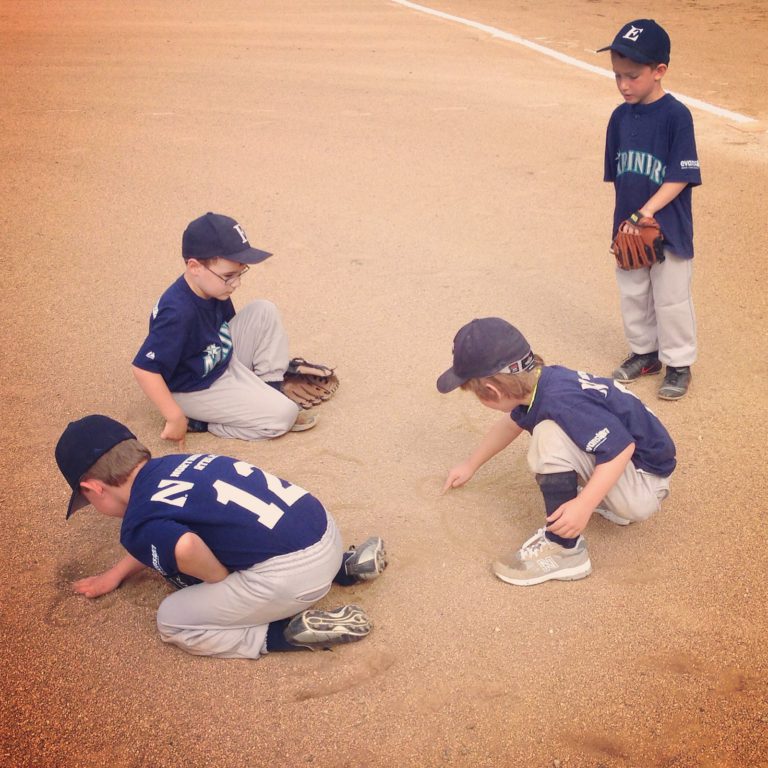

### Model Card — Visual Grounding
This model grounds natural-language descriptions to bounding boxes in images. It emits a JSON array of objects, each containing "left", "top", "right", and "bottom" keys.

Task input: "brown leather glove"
[{"left": 612, "top": 212, "right": 665, "bottom": 270}]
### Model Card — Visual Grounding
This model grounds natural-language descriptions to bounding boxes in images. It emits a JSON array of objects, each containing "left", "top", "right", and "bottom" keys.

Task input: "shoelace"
[{"left": 518, "top": 528, "right": 549, "bottom": 561}]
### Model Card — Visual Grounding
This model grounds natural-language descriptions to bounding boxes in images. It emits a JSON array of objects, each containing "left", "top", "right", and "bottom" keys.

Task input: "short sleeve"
[
  {"left": 663, "top": 106, "right": 701, "bottom": 186},
  {"left": 557, "top": 402, "right": 635, "bottom": 464},
  {"left": 133, "top": 303, "right": 187, "bottom": 380},
  {"left": 121, "top": 518, "right": 190, "bottom": 577}
]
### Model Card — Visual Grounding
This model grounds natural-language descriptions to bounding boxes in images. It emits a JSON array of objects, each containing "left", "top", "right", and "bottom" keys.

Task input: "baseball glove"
[
  {"left": 281, "top": 358, "right": 339, "bottom": 410},
  {"left": 612, "top": 211, "right": 665, "bottom": 270}
]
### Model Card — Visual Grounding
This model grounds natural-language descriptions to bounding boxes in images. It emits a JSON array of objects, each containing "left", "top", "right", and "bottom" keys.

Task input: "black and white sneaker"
[
  {"left": 284, "top": 605, "right": 371, "bottom": 649},
  {"left": 612, "top": 352, "right": 662, "bottom": 383},
  {"left": 658, "top": 366, "right": 691, "bottom": 400},
  {"left": 344, "top": 536, "right": 388, "bottom": 581}
]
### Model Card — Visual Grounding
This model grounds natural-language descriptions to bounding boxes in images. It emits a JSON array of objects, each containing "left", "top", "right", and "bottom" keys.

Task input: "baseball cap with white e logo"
[
  {"left": 597, "top": 19, "right": 670, "bottom": 66},
  {"left": 182, "top": 212, "right": 273, "bottom": 264}
]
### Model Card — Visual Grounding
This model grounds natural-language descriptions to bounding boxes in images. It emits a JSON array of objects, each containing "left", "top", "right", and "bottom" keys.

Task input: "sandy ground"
[{"left": 1, "top": 1, "right": 767, "bottom": 766}]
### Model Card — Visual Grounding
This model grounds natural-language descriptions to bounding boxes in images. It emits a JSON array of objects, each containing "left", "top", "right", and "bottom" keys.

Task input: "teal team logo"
[
  {"left": 614, "top": 150, "right": 666, "bottom": 185},
  {"left": 201, "top": 321, "right": 233, "bottom": 375}
]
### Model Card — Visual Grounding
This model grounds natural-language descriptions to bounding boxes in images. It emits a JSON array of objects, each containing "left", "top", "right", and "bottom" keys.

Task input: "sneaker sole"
[
  {"left": 492, "top": 560, "right": 592, "bottom": 586},
  {"left": 347, "top": 537, "right": 388, "bottom": 580},
  {"left": 612, "top": 368, "right": 662, "bottom": 383},
  {"left": 290, "top": 411, "right": 318, "bottom": 432},
  {"left": 657, "top": 388, "right": 689, "bottom": 401},
  {"left": 287, "top": 605, "right": 371, "bottom": 646},
  {"left": 594, "top": 507, "right": 632, "bottom": 526}
]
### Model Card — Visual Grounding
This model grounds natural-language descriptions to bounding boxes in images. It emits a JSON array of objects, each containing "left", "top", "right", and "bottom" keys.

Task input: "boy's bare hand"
[
  {"left": 73, "top": 571, "right": 122, "bottom": 599},
  {"left": 161, "top": 416, "right": 187, "bottom": 449},
  {"left": 546, "top": 498, "right": 593, "bottom": 539},
  {"left": 442, "top": 462, "right": 475, "bottom": 493}
]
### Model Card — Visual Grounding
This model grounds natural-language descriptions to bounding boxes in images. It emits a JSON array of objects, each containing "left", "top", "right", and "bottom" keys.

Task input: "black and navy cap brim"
[
  {"left": 436, "top": 367, "right": 464, "bottom": 394},
  {"left": 227, "top": 246, "right": 273, "bottom": 265},
  {"left": 597, "top": 42, "right": 656, "bottom": 64}
]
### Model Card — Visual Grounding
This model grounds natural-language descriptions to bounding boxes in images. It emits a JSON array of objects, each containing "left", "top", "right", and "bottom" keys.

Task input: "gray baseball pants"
[
  {"left": 172, "top": 300, "right": 300, "bottom": 441},
  {"left": 527, "top": 420, "right": 670, "bottom": 522},
  {"left": 615, "top": 249, "right": 697, "bottom": 368},
  {"left": 155, "top": 510, "right": 344, "bottom": 659}
]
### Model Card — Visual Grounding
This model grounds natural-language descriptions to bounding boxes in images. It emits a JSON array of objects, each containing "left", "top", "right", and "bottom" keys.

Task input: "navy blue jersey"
[
  {"left": 121, "top": 454, "right": 328, "bottom": 583},
  {"left": 133, "top": 276, "right": 235, "bottom": 393},
  {"left": 511, "top": 366, "right": 676, "bottom": 477},
  {"left": 604, "top": 93, "right": 701, "bottom": 258}
]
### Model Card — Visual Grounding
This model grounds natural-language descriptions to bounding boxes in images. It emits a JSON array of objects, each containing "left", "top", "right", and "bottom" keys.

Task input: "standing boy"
[
  {"left": 599, "top": 20, "right": 701, "bottom": 399},
  {"left": 132, "top": 212, "right": 338, "bottom": 443},
  {"left": 438, "top": 317, "right": 675, "bottom": 586},
  {"left": 55, "top": 414, "right": 387, "bottom": 659}
]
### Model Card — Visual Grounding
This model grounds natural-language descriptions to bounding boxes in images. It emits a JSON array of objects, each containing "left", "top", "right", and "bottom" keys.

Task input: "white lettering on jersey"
[
  {"left": 151, "top": 479, "right": 194, "bottom": 507},
  {"left": 150, "top": 544, "right": 167, "bottom": 575},
  {"left": 170, "top": 454, "right": 203, "bottom": 478},
  {"left": 151, "top": 303, "right": 159, "bottom": 319},
  {"left": 232, "top": 461, "right": 308, "bottom": 505},
  {"left": 586, "top": 428, "right": 610, "bottom": 452},
  {"left": 193, "top": 454, "right": 217, "bottom": 471},
  {"left": 576, "top": 372, "right": 609, "bottom": 397},
  {"left": 210, "top": 462, "right": 310, "bottom": 530},
  {"left": 145, "top": 351, "right": 155, "bottom": 360}
]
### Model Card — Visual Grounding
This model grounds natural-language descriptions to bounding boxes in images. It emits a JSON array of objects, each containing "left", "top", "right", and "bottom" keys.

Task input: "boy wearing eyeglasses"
[{"left": 132, "top": 212, "right": 323, "bottom": 443}]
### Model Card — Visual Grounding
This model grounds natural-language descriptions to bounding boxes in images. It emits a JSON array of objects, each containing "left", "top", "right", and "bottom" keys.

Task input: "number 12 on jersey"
[{"left": 212, "top": 461, "right": 308, "bottom": 529}]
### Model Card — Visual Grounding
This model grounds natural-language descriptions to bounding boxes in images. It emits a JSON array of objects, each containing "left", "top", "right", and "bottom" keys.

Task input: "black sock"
[
  {"left": 333, "top": 551, "right": 357, "bottom": 586},
  {"left": 265, "top": 618, "right": 303, "bottom": 652},
  {"left": 536, "top": 471, "right": 579, "bottom": 549}
]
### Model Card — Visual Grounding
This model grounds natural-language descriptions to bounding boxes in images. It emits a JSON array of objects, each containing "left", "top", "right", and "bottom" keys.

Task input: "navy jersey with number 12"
[{"left": 121, "top": 454, "right": 328, "bottom": 584}]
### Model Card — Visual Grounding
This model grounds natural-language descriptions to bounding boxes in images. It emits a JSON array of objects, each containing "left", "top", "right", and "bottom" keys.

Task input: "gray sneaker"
[
  {"left": 284, "top": 605, "right": 371, "bottom": 649},
  {"left": 594, "top": 506, "right": 632, "bottom": 526},
  {"left": 658, "top": 366, "right": 691, "bottom": 400},
  {"left": 492, "top": 529, "right": 592, "bottom": 586},
  {"left": 612, "top": 351, "right": 662, "bottom": 382},
  {"left": 344, "top": 536, "right": 388, "bottom": 581}
]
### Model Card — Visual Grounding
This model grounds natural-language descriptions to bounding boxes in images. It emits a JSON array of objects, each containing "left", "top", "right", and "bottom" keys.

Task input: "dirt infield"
[{"left": 1, "top": 1, "right": 766, "bottom": 766}]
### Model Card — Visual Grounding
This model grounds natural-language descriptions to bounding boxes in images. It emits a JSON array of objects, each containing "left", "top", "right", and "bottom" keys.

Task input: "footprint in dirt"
[{"left": 288, "top": 648, "right": 397, "bottom": 702}]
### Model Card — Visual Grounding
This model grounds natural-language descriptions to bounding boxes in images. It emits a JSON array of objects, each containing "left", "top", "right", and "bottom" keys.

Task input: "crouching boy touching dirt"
[{"left": 437, "top": 317, "right": 675, "bottom": 586}]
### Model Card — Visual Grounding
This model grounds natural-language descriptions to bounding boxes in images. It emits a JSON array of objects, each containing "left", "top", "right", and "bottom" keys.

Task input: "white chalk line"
[{"left": 391, "top": 0, "right": 756, "bottom": 124}]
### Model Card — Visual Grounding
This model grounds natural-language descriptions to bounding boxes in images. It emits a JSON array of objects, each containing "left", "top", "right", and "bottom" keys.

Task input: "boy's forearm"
[
  {"left": 639, "top": 181, "right": 687, "bottom": 218},
  {"left": 174, "top": 532, "right": 229, "bottom": 583},
  {"left": 579, "top": 443, "right": 635, "bottom": 510},
  {"left": 468, "top": 416, "right": 523, "bottom": 471},
  {"left": 132, "top": 366, "right": 185, "bottom": 422}
]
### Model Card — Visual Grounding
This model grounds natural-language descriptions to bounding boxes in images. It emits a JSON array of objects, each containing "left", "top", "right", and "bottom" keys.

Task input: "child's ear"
[
  {"left": 481, "top": 381, "right": 503, "bottom": 401},
  {"left": 654, "top": 63, "right": 668, "bottom": 80},
  {"left": 79, "top": 479, "right": 104, "bottom": 496}
]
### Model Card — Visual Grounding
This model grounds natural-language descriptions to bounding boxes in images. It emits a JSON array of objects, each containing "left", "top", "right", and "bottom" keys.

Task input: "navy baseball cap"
[
  {"left": 597, "top": 19, "right": 670, "bottom": 65},
  {"left": 436, "top": 318, "right": 535, "bottom": 393},
  {"left": 55, "top": 415, "right": 136, "bottom": 519},
  {"left": 182, "top": 212, "right": 272, "bottom": 264}
]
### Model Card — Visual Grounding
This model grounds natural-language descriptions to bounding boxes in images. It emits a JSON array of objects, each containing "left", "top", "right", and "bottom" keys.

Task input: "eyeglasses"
[{"left": 202, "top": 263, "right": 250, "bottom": 286}]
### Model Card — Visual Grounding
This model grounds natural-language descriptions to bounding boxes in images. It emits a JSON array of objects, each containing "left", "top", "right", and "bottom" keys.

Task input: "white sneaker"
[
  {"left": 492, "top": 528, "right": 592, "bottom": 586},
  {"left": 284, "top": 605, "right": 371, "bottom": 648}
]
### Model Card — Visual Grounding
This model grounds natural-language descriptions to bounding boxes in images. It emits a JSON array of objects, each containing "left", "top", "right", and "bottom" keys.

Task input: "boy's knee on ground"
[{"left": 156, "top": 599, "right": 184, "bottom": 640}]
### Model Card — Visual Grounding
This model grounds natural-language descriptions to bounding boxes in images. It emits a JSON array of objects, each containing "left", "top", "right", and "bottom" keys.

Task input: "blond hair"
[
  {"left": 460, "top": 354, "right": 544, "bottom": 402},
  {"left": 82, "top": 439, "right": 151, "bottom": 487}
]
